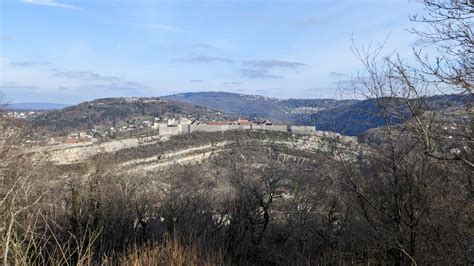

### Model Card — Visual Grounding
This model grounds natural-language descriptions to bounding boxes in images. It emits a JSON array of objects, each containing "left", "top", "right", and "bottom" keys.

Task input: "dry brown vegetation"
[
  {"left": 0, "top": 0, "right": 472, "bottom": 265},
  {"left": 0, "top": 116, "right": 471, "bottom": 264}
]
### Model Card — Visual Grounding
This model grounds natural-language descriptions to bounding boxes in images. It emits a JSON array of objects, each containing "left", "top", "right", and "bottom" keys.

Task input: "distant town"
[{"left": 5, "top": 110, "right": 45, "bottom": 119}]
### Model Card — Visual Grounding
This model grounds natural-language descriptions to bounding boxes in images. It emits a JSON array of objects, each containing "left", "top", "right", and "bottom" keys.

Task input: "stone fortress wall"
[
  {"left": 157, "top": 122, "right": 319, "bottom": 136},
  {"left": 189, "top": 124, "right": 251, "bottom": 133},
  {"left": 153, "top": 118, "right": 358, "bottom": 144}
]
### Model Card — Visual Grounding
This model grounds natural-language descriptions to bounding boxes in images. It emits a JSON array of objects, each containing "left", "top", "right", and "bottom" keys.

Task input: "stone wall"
[
  {"left": 158, "top": 126, "right": 180, "bottom": 135},
  {"left": 252, "top": 125, "right": 289, "bottom": 132},
  {"left": 157, "top": 123, "right": 318, "bottom": 136},
  {"left": 289, "top": 126, "right": 316, "bottom": 135},
  {"left": 189, "top": 124, "right": 251, "bottom": 133},
  {"left": 178, "top": 124, "right": 190, "bottom": 134}
]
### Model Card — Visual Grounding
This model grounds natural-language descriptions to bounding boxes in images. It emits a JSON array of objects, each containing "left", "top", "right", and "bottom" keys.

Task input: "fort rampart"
[{"left": 158, "top": 124, "right": 322, "bottom": 136}]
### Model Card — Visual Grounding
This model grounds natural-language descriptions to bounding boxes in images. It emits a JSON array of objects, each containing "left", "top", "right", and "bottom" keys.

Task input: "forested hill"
[
  {"left": 163, "top": 91, "right": 358, "bottom": 123},
  {"left": 31, "top": 97, "right": 234, "bottom": 133},
  {"left": 296, "top": 93, "right": 472, "bottom": 135}
]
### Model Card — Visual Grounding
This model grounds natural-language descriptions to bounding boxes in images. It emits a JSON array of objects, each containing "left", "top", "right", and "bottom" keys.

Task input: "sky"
[{"left": 0, "top": 0, "right": 425, "bottom": 104}]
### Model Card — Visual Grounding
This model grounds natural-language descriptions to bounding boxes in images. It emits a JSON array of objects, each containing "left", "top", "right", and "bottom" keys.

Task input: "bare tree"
[
  {"left": 410, "top": 0, "right": 473, "bottom": 93},
  {"left": 330, "top": 1, "right": 474, "bottom": 261},
  {"left": 0, "top": 94, "right": 47, "bottom": 265}
]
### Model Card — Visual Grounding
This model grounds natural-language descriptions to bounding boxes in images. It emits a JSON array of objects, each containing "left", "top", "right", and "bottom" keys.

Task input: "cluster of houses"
[
  {"left": 287, "top": 106, "right": 326, "bottom": 114},
  {"left": 5, "top": 111, "right": 40, "bottom": 119},
  {"left": 48, "top": 132, "right": 95, "bottom": 145}
]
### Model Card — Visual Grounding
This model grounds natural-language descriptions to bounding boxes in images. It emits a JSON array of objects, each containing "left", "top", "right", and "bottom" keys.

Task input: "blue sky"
[{"left": 0, "top": 0, "right": 424, "bottom": 104}]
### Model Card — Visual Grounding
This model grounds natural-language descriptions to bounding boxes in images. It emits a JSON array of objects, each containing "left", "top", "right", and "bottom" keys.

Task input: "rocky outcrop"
[{"left": 35, "top": 131, "right": 359, "bottom": 172}]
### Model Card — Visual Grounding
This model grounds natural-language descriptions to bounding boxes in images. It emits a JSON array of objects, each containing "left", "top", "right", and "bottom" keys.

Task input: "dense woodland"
[{"left": 1, "top": 0, "right": 472, "bottom": 265}]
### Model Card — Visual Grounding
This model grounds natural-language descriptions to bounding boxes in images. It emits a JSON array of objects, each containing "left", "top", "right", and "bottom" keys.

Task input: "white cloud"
[
  {"left": 52, "top": 69, "right": 121, "bottom": 81},
  {"left": 121, "top": 22, "right": 184, "bottom": 32},
  {"left": 0, "top": 36, "right": 15, "bottom": 41},
  {"left": 243, "top": 60, "right": 306, "bottom": 69},
  {"left": 10, "top": 61, "right": 51, "bottom": 67},
  {"left": 174, "top": 55, "right": 232, "bottom": 63},
  {"left": 20, "top": 0, "right": 80, "bottom": 9}
]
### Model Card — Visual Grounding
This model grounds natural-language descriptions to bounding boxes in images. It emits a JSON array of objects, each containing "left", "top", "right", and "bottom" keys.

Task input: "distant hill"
[
  {"left": 31, "top": 97, "right": 234, "bottom": 133},
  {"left": 164, "top": 91, "right": 358, "bottom": 123},
  {"left": 9, "top": 102, "right": 70, "bottom": 110},
  {"left": 28, "top": 92, "right": 470, "bottom": 136},
  {"left": 297, "top": 94, "right": 472, "bottom": 135},
  {"left": 295, "top": 99, "right": 405, "bottom": 136},
  {"left": 165, "top": 91, "right": 471, "bottom": 136}
]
